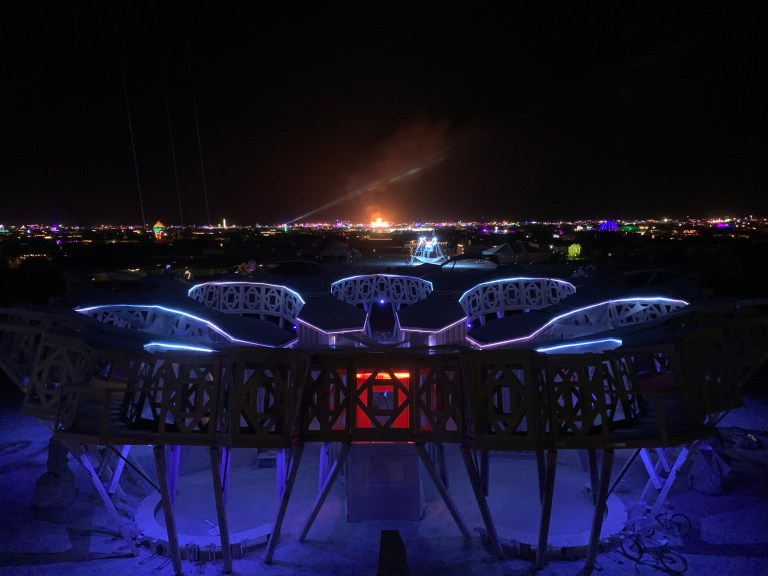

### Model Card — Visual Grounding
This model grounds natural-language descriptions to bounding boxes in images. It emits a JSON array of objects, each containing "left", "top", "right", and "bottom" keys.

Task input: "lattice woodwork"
[
  {"left": 610, "top": 343, "right": 713, "bottom": 447},
  {"left": 23, "top": 332, "right": 93, "bottom": 420},
  {"left": 469, "top": 349, "right": 545, "bottom": 450},
  {"left": 0, "top": 322, "right": 45, "bottom": 391},
  {"left": 674, "top": 329, "right": 741, "bottom": 419},
  {"left": 121, "top": 353, "right": 222, "bottom": 444},
  {"left": 459, "top": 278, "right": 576, "bottom": 326},
  {"left": 188, "top": 282, "right": 304, "bottom": 330},
  {"left": 77, "top": 305, "right": 228, "bottom": 345},
  {"left": 225, "top": 348, "right": 306, "bottom": 447},
  {"left": 535, "top": 298, "right": 688, "bottom": 342},
  {"left": 413, "top": 352, "right": 465, "bottom": 441},
  {"left": 543, "top": 354, "right": 615, "bottom": 445},
  {"left": 331, "top": 275, "right": 432, "bottom": 310},
  {"left": 302, "top": 353, "right": 352, "bottom": 441}
]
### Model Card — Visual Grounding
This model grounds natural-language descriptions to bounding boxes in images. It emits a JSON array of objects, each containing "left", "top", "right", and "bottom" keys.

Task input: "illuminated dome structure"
[
  {"left": 2, "top": 265, "right": 766, "bottom": 576},
  {"left": 599, "top": 220, "right": 619, "bottom": 232}
]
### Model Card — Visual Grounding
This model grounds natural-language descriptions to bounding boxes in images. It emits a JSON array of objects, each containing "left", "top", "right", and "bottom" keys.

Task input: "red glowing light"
[{"left": 355, "top": 370, "right": 410, "bottom": 429}]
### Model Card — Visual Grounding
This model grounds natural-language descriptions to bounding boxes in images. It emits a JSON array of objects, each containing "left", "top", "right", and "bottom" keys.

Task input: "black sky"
[{"left": 2, "top": 1, "right": 767, "bottom": 226}]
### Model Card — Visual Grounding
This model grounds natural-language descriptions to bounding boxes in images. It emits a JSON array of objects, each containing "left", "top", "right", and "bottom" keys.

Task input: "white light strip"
[
  {"left": 535, "top": 338, "right": 623, "bottom": 353},
  {"left": 400, "top": 316, "right": 467, "bottom": 334},
  {"left": 74, "top": 304, "right": 273, "bottom": 347},
  {"left": 330, "top": 274, "right": 434, "bottom": 292},
  {"left": 467, "top": 297, "right": 689, "bottom": 349},
  {"left": 143, "top": 342, "right": 217, "bottom": 353},
  {"left": 458, "top": 277, "right": 576, "bottom": 305}
]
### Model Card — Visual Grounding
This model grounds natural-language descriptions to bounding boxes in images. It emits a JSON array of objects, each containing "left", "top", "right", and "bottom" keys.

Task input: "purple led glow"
[
  {"left": 534, "top": 338, "right": 623, "bottom": 353},
  {"left": 330, "top": 274, "right": 434, "bottom": 292},
  {"left": 458, "top": 277, "right": 577, "bottom": 305},
  {"left": 186, "top": 281, "right": 306, "bottom": 305},
  {"left": 143, "top": 342, "right": 217, "bottom": 353},
  {"left": 296, "top": 317, "right": 366, "bottom": 335},
  {"left": 400, "top": 316, "right": 467, "bottom": 335},
  {"left": 74, "top": 304, "right": 273, "bottom": 347},
  {"left": 466, "top": 296, "right": 689, "bottom": 349}
]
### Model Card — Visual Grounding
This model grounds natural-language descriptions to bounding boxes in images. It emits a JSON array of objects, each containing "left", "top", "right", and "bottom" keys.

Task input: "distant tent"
[
  {"left": 482, "top": 243, "right": 514, "bottom": 256},
  {"left": 482, "top": 242, "right": 529, "bottom": 264}
]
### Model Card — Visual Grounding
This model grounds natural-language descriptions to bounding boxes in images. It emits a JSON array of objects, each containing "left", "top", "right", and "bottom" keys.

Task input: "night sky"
[{"left": 2, "top": 2, "right": 767, "bottom": 226}]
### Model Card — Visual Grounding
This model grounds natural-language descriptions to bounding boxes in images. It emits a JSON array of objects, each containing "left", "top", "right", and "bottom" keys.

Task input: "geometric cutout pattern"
[
  {"left": 459, "top": 278, "right": 576, "bottom": 326},
  {"left": 188, "top": 282, "right": 305, "bottom": 331}
]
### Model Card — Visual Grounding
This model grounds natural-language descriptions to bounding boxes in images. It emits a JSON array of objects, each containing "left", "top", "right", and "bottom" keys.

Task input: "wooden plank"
[
  {"left": 153, "top": 445, "right": 182, "bottom": 575},
  {"left": 300, "top": 443, "right": 351, "bottom": 542},
  {"left": 210, "top": 446, "right": 232, "bottom": 574},
  {"left": 415, "top": 444, "right": 469, "bottom": 538},
  {"left": 265, "top": 445, "right": 304, "bottom": 564}
]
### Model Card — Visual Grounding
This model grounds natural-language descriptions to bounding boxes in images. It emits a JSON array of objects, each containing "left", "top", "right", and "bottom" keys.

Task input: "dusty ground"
[{"left": 1, "top": 375, "right": 767, "bottom": 576}]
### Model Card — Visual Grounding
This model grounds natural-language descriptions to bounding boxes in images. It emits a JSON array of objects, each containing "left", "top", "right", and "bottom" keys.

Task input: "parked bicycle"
[
  {"left": 625, "top": 502, "right": 691, "bottom": 538},
  {"left": 618, "top": 532, "right": 688, "bottom": 575},
  {"left": 616, "top": 502, "right": 691, "bottom": 574}
]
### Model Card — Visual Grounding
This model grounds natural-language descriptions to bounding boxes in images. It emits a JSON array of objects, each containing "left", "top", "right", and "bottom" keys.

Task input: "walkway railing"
[{"left": 0, "top": 299, "right": 761, "bottom": 575}]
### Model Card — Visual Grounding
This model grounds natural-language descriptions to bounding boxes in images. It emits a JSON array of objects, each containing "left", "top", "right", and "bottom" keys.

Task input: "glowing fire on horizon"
[{"left": 371, "top": 217, "right": 390, "bottom": 228}]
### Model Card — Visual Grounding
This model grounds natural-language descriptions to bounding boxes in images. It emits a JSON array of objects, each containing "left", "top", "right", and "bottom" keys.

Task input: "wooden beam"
[
  {"left": 300, "top": 443, "right": 351, "bottom": 542},
  {"left": 535, "top": 449, "right": 557, "bottom": 570},
  {"left": 584, "top": 449, "right": 615, "bottom": 575},
  {"left": 265, "top": 445, "right": 304, "bottom": 564},
  {"left": 460, "top": 445, "right": 502, "bottom": 559},
  {"left": 153, "top": 445, "right": 183, "bottom": 575},
  {"left": 415, "top": 444, "right": 469, "bottom": 537},
  {"left": 210, "top": 446, "right": 232, "bottom": 574}
]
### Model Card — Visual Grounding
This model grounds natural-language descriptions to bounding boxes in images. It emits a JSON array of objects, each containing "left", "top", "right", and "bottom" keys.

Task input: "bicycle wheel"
[
  {"left": 670, "top": 513, "right": 691, "bottom": 537},
  {"left": 620, "top": 535, "right": 644, "bottom": 561},
  {"left": 659, "top": 549, "right": 688, "bottom": 574}
]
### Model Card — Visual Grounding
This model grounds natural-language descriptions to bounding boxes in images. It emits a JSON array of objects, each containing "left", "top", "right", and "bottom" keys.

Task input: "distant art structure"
[
  {"left": 599, "top": 220, "right": 619, "bottom": 232},
  {"left": 408, "top": 236, "right": 448, "bottom": 265}
]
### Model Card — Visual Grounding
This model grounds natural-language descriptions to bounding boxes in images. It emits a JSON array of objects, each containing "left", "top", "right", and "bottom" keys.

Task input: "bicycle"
[
  {"left": 625, "top": 502, "right": 691, "bottom": 539},
  {"left": 618, "top": 532, "right": 688, "bottom": 575}
]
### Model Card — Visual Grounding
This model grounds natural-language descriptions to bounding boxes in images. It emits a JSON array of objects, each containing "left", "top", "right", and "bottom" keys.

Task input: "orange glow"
[
  {"left": 370, "top": 217, "right": 389, "bottom": 228},
  {"left": 355, "top": 370, "right": 410, "bottom": 429}
]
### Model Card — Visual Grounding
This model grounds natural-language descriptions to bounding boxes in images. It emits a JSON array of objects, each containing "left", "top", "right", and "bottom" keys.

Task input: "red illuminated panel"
[{"left": 355, "top": 370, "right": 410, "bottom": 429}]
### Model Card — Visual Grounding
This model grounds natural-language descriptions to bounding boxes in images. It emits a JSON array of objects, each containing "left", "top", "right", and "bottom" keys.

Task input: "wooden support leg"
[
  {"left": 536, "top": 449, "right": 546, "bottom": 504},
  {"left": 168, "top": 445, "right": 181, "bottom": 506},
  {"left": 460, "top": 445, "right": 502, "bottom": 560},
  {"left": 108, "top": 444, "right": 131, "bottom": 494},
  {"left": 415, "top": 444, "right": 469, "bottom": 537},
  {"left": 318, "top": 443, "right": 330, "bottom": 492},
  {"left": 300, "top": 443, "right": 351, "bottom": 542},
  {"left": 650, "top": 446, "right": 688, "bottom": 515},
  {"left": 608, "top": 448, "right": 640, "bottom": 496},
  {"left": 535, "top": 449, "right": 557, "bottom": 570},
  {"left": 276, "top": 449, "right": 286, "bottom": 497},
  {"left": 219, "top": 447, "right": 231, "bottom": 505},
  {"left": 432, "top": 443, "right": 448, "bottom": 487},
  {"left": 584, "top": 449, "right": 615, "bottom": 575},
  {"left": 265, "top": 445, "right": 304, "bottom": 564},
  {"left": 68, "top": 443, "right": 139, "bottom": 556},
  {"left": 97, "top": 445, "right": 112, "bottom": 479},
  {"left": 154, "top": 445, "right": 183, "bottom": 576},
  {"left": 480, "top": 450, "right": 490, "bottom": 497},
  {"left": 210, "top": 447, "right": 232, "bottom": 574},
  {"left": 588, "top": 449, "right": 599, "bottom": 505}
]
